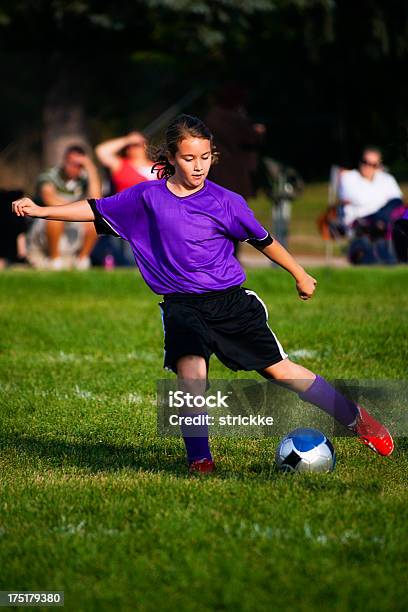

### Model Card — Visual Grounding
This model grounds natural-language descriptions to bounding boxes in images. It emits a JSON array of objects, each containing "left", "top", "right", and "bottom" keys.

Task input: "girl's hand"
[
  {"left": 295, "top": 272, "right": 317, "bottom": 300},
  {"left": 12, "top": 197, "right": 46, "bottom": 218}
]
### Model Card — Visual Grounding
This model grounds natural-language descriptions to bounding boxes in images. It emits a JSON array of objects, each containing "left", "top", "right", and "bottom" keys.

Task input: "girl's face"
[{"left": 170, "top": 137, "right": 212, "bottom": 188}]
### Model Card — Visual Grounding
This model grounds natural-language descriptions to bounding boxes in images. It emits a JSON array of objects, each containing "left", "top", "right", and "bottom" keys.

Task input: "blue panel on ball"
[{"left": 289, "top": 428, "right": 325, "bottom": 452}]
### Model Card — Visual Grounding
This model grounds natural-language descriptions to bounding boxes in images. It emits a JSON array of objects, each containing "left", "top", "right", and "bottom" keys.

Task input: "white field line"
[
  {"left": 289, "top": 349, "right": 320, "bottom": 360},
  {"left": 41, "top": 350, "right": 157, "bottom": 364},
  {"left": 0, "top": 382, "right": 151, "bottom": 405},
  {"left": 49, "top": 522, "right": 123, "bottom": 538},
  {"left": 223, "top": 520, "right": 385, "bottom": 546}
]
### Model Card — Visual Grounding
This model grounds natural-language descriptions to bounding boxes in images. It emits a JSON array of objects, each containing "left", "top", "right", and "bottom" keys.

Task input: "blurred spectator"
[
  {"left": 34, "top": 145, "right": 101, "bottom": 269},
  {"left": 0, "top": 190, "right": 28, "bottom": 269},
  {"left": 338, "top": 147, "right": 403, "bottom": 228},
  {"left": 95, "top": 132, "right": 155, "bottom": 192},
  {"left": 94, "top": 132, "right": 155, "bottom": 268},
  {"left": 206, "top": 83, "right": 265, "bottom": 199}
]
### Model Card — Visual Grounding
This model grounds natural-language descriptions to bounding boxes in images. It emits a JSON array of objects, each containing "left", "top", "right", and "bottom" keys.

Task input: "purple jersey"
[
  {"left": 90, "top": 179, "right": 269, "bottom": 295},
  {"left": 403, "top": 208, "right": 408, "bottom": 221}
]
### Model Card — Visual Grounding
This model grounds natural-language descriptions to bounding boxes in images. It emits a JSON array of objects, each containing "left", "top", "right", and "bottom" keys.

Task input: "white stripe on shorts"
[{"left": 244, "top": 289, "right": 288, "bottom": 360}]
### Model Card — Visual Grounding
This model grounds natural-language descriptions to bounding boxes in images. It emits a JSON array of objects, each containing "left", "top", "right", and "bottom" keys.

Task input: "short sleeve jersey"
[{"left": 90, "top": 179, "right": 270, "bottom": 295}]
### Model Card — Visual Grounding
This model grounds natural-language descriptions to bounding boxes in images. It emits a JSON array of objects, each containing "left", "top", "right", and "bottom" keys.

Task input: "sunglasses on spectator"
[{"left": 360, "top": 159, "right": 380, "bottom": 168}]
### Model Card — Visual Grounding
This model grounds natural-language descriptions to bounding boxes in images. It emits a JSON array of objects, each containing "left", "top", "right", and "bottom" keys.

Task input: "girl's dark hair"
[{"left": 151, "top": 114, "right": 218, "bottom": 179}]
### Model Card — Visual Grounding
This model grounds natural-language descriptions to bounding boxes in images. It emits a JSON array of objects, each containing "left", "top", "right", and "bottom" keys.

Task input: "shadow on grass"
[
  {"left": 0, "top": 433, "right": 191, "bottom": 478},
  {"left": 1, "top": 433, "right": 280, "bottom": 481},
  {"left": 0, "top": 433, "right": 284, "bottom": 482},
  {"left": 2, "top": 433, "right": 403, "bottom": 483}
]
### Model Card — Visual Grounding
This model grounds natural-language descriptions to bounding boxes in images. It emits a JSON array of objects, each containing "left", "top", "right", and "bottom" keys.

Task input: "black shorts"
[{"left": 158, "top": 285, "right": 287, "bottom": 374}]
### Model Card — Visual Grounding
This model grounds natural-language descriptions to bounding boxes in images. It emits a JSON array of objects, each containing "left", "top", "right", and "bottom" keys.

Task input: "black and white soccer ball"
[{"left": 275, "top": 428, "right": 336, "bottom": 473}]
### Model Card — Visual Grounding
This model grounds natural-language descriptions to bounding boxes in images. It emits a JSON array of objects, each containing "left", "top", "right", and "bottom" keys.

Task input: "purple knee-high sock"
[
  {"left": 298, "top": 375, "right": 359, "bottom": 428},
  {"left": 180, "top": 412, "right": 212, "bottom": 464}
]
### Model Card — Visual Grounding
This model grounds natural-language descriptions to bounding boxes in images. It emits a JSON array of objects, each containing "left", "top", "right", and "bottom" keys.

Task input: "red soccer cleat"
[
  {"left": 189, "top": 458, "right": 216, "bottom": 474},
  {"left": 351, "top": 405, "right": 394, "bottom": 456}
]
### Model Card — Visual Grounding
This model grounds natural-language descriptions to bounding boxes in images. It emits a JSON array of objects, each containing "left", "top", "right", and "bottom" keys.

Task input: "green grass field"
[{"left": 1, "top": 268, "right": 408, "bottom": 612}]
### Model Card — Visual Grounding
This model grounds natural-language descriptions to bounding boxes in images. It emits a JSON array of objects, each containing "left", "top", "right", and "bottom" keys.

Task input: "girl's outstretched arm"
[
  {"left": 12, "top": 197, "right": 94, "bottom": 222},
  {"left": 261, "top": 239, "right": 317, "bottom": 300}
]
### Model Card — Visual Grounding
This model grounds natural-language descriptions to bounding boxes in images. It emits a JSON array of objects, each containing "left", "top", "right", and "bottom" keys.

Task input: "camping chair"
[
  {"left": 317, "top": 166, "right": 406, "bottom": 264},
  {"left": 317, "top": 166, "right": 348, "bottom": 262}
]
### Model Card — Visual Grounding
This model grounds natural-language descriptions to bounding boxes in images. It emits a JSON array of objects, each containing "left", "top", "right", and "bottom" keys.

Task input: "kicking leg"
[{"left": 259, "top": 359, "right": 393, "bottom": 456}]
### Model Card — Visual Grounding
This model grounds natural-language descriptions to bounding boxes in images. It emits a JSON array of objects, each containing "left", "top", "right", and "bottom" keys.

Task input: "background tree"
[{"left": 0, "top": 0, "right": 407, "bottom": 188}]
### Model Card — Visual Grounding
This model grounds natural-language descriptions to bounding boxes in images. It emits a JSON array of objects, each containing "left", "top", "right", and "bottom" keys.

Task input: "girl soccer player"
[{"left": 13, "top": 115, "right": 393, "bottom": 472}]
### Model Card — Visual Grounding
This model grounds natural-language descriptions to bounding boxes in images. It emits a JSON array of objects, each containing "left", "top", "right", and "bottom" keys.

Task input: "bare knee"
[
  {"left": 177, "top": 355, "right": 207, "bottom": 379},
  {"left": 176, "top": 355, "right": 207, "bottom": 397},
  {"left": 260, "top": 358, "right": 315, "bottom": 393}
]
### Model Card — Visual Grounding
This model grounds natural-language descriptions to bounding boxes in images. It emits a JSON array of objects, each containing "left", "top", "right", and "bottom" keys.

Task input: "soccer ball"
[{"left": 275, "top": 428, "right": 336, "bottom": 473}]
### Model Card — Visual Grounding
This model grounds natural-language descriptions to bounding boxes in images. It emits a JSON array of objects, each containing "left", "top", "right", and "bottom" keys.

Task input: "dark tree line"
[{"left": 0, "top": 0, "right": 407, "bottom": 183}]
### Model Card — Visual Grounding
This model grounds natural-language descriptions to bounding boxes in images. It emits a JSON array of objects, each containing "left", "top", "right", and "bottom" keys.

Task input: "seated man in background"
[
  {"left": 338, "top": 147, "right": 403, "bottom": 231},
  {"left": 36, "top": 145, "right": 101, "bottom": 269}
]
